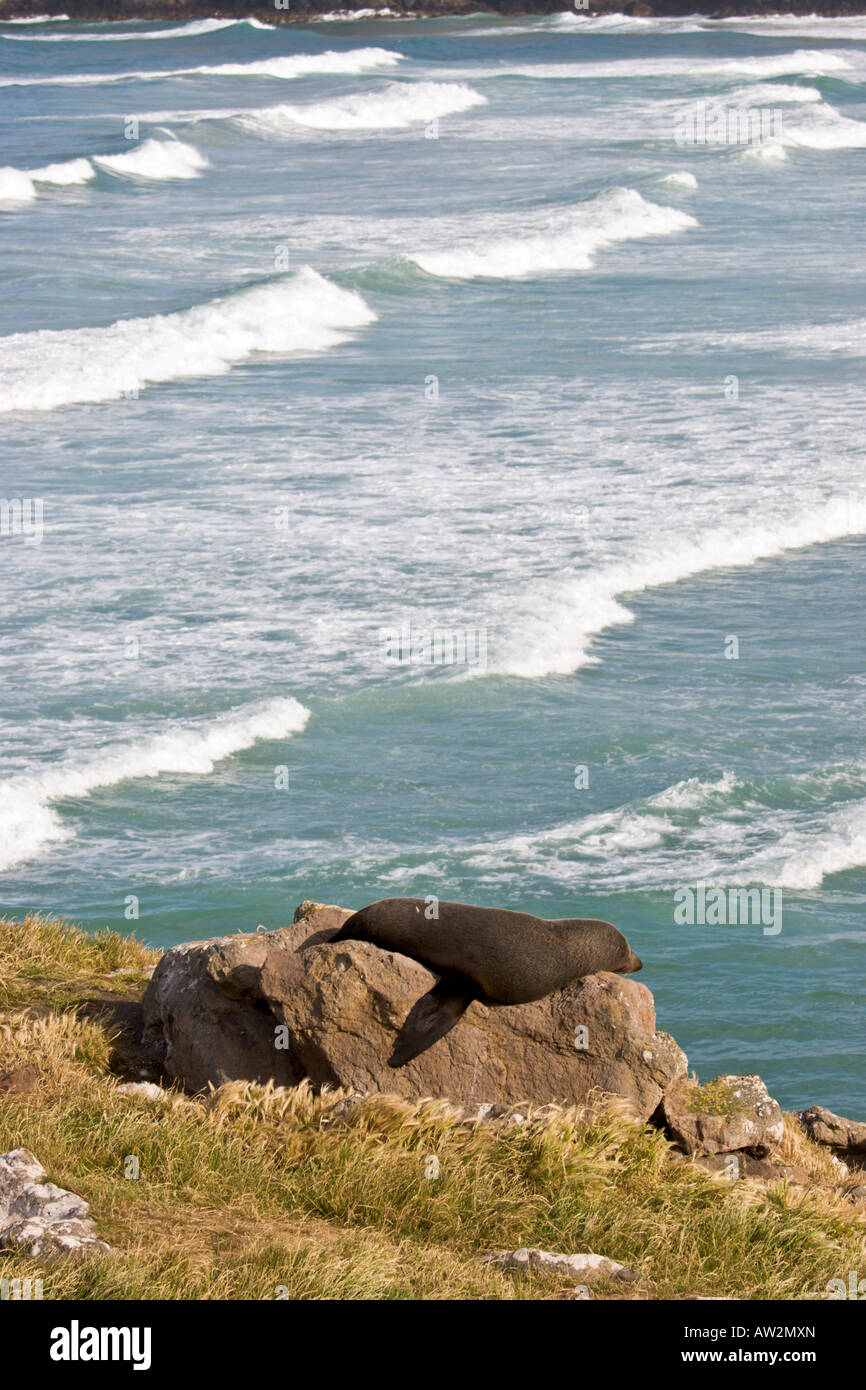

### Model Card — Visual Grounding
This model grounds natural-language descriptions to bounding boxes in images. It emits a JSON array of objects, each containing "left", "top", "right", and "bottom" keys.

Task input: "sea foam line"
[
  {"left": 0, "top": 697, "right": 310, "bottom": 875},
  {"left": 489, "top": 494, "right": 866, "bottom": 679},
  {"left": 2, "top": 17, "right": 269, "bottom": 40},
  {"left": 0, "top": 46, "right": 402, "bottom": 86}
]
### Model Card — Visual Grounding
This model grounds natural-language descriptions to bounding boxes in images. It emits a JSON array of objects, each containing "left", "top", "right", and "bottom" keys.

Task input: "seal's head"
[{"left": 582, "top": 918, "right": 642, "bottom": 975}]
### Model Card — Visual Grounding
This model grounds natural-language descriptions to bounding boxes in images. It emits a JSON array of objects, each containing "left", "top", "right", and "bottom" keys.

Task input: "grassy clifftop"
[{"left": 1, "top": 914, "right": 864, "bottom": 1301}]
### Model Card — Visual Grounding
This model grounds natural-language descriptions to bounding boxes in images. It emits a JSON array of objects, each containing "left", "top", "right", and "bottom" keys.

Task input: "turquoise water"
[{"left": 1, "top": 10, "right": 864, "bottom": 1113}]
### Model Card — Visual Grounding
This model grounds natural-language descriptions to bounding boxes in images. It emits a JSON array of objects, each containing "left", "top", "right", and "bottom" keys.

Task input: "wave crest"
[
  {"left": 0, "top": 266, "right": 376, "bottom": 412},
  {"left": 236, "top": 81, "right": 485, "bottom": 134},
  {"left": 408, "top": 187, "right": 696, "bottom": 280},
  {"left": 490, "top": 494, "right": 866, "bottom": 679},
  {"left": 0, "top": 698, "right": 311, "bottom": 874},
  {"left": 93, "top": 136, "right": 209, "bottom": 180}
]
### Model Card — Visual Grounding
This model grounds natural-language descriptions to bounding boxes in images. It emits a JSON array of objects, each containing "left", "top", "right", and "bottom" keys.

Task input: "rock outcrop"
[
  {"left": 140, "top": 916, "right": 326, "bottom": 1094},
  {"left": 0, "top": 1150, "right": 110, "bottom": 1261},
  {"left": 142, "top": 901, "right": 687, "bottom": 1119},
  {"left": 4, "top": 3, "right": 864, "bottom": 28},
  {"left": 662, "top": 1074, "right": 785, "bottom": 1157},
  {"left": 797, "top": 1106, "right": 866, "bottom": 1159}
]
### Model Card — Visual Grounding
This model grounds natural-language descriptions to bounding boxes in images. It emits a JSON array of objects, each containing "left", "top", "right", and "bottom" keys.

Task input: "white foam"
[
  {"left": 780, "top": 101, "right": 866, "bottom": 150},
  {"left": 0, "top": 46, "right": 403, "bottom": 85},
  {"left": 426, "top": 766, "right": 866, "bottom": 894},
  {"left": 31, "top": 155, "right": 95, "bottom": 185},
  {"left": 447, "top": 773, "right": 745, "bottom": 888},
  {"left": 0, "top": 697, "right": 310, "bottom": 874},
  {"left": 409, "top": 187, "right": 696, "bottom": 280},
  {"left": 93, "top": 136, "right": 209, "bottom": 180},
  {"left": 742, "top": 139, "right": 788, "bottom": 164},
  {"left": 674, "top": 317, "right": 866, "bottom": 357},
  {"left": 0, "top": 140, "right": 203, "bottom": 208},
  {"left": 309, "top": 9, "right": 400, "bottom": 20},
  {"left": 237, "top": 81, "right": 485, "bottom": 134},
  {"left": 190, "top": 47, "right": 403, "bottom": 79},
  {"left": 657, "top": 170, "right": 698, "bottom": 190},
  {"left": 716, "top": 15, "right": 866, "bottom": 41},
  {"left": 2, "top": 13, "right": 69, "bottom": 21},
  {"left": 489, "top": 494, "right": 866, "bottom": 679},
  {"left": 0, "top": 155, "right": 94, "bottom": 203},
  {"left": 0, "top": 167, "right": 37, "bottom": 203},
  {"left": 735, "top": 99, "right": 866, "bottom": 160},
  {"left": 0, "top": 266, "right": 375, "bottom": 413},
  {"left": 465, "top": 13, "right": 704, "bottom": 37},
  {"left": 727, "top": 82, "right": 823, "bottom": 106},
  {"left": 2, "top": 17, "right": 240, "bottom": 39},
  {"left": 632, "top": 316, "right": 866, "bottom": 356},
  {"left": 468, "top": 49, "right": 854, "bottom": 83},
  {"left": 728, "top": 799, "right": 866, "bottom": 891}
]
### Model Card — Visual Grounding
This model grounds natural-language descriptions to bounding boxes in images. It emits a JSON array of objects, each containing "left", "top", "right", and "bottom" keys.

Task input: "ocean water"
[{"left": 1, "top": 9, "right": 864, "bottom": 1114}]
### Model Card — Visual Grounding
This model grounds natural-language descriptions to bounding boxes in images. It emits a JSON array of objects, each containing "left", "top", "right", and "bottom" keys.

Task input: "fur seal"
[{"left": 328, "top": 897, "right": 642, "bottom": 1068}]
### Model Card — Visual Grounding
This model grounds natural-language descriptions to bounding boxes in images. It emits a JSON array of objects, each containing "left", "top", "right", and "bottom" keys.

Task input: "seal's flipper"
[{"left": 388, "top": 974, "right": 477, "bottom": 1068}]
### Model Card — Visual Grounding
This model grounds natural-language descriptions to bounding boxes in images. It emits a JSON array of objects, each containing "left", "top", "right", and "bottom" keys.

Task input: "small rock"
[
  {"left": 319, "top": 1094, "right": 366, "bottom": 1126},
  {"left": 845, "top": 1186, "right": 866, "bottom": 1205},
  {"left": 798, "top": 1106, "right": 866, "bottom": 1156},
  {"left": 0, "top": 1149, "right": 110, "bottom": 1261},
  {"left": 662, "top": 1074, "right": 784, "bottom": 1157},
  {"left": 115, "top": 1082, "right": 169, "bottom": 1103},
  {"left": 485, "top": 1247, "right": 640, "bottom": 1284}
]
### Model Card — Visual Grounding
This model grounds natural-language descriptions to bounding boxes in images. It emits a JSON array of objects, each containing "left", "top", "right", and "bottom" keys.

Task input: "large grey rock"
[
  {"left": 142, "top": 900, "right": 686, "bottom": 1118},
  {"left": 663, "top": 1074, "right": 784, "bottom": 1157},
  {"left": 0, "top": 1150, "right": 110, "bottom": 1261},
  {"left": 141, "top": 903, "right": 351, "bottom": 1093},
  {"left": 260, "top": 923, "right": 686, "bottom": 1119}
]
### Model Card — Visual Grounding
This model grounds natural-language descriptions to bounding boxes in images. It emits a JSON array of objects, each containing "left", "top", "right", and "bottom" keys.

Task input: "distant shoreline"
[{"left": 5, "top": 2, "right": 866, "bottom": 25}]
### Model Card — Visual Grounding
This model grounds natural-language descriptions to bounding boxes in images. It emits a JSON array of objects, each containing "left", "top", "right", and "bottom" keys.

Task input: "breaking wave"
[
  {"left": 0, "top": 266, "right": 376, "bottom": 412},
  {"left": 235, "top": 80, "right": 485, "bottom": 134},
  {"left": 488, "top": 494, "right": 866, "bottom": 679},
  {"left": 472, "top": 49, "right": 855, "bottom": 83},
  {"left": 0, "top": 156, "right": 94, "bottom": 204},
  {"left": 92, "top": 135, "right": 209, "bottom": 179},
  {"left": 2, "top": 17, "right": 269, "bottom": 40},
  {"left": 407, "top": 187, "right": 696, "bottom": 279},
  {"left": 0, "top": 698, "right": 311, "bottom": 874},
  {"left": 0, "top": 46, "right": 403, "bottom": 85},
  {"left": 0, "top": 138, "right": 208, "bottom": 206}
]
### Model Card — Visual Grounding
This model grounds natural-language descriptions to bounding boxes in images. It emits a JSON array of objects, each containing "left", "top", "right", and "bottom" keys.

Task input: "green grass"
[
  {"left": 1, "top": 915, "right": 864, "bottom": 1300},
  {"left": 0, "top": 913, "right": 158, "bottom": 1010}
]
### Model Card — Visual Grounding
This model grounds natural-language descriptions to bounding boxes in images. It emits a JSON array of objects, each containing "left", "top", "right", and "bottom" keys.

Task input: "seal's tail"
[{"left": 389, "top": 973, "right": 477, "bottom": 1068}]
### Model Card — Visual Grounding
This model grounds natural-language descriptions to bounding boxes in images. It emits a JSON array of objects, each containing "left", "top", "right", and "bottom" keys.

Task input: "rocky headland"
[
  {"left": 4, "top": 2, "right": 866, "bottom": 24},
  {"left": 1, "top": 905, "right": 864, "bottom": 1299}
]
